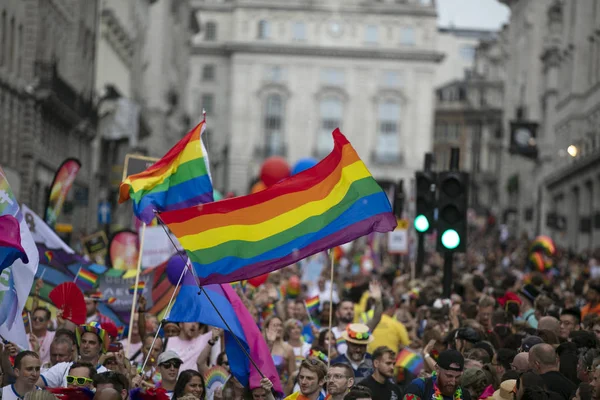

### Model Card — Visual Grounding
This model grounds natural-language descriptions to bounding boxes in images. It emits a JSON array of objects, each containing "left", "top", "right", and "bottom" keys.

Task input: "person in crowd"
[
  {"left": 460, "top": 368, "right": 490, "bottom": 399},
  {"left": 248, "top": 378, "right": 276, "bottom": 400},
  {"left": 559, "top": 308, "right": 582, "bottom": 340},
  {"left": 67, "top": 362, "right": 96, "bottom": 390},
  {"left": 196, "top": 328, "right": 223, "bottom": 375},
  {"left": 360, "top": 346, "right": 403, "bottom": 400},
  {"left": 404, "top": 350, "right": 472, "bottom": 400},
  {"left": 157, "top": 350, "right": 183, "bottom": 397},
  {"left": 44, "top": 338, "right": 75, "bottom": 373},
  {"left": 574, "top": 382, "right": 593, "bottom": 400},
  {"left": 538, "top": 316, "right": 560, "bottom": 337},
  {"left": 263, "top": 316, "right": 296, "bottom": 384},
  {"left": 172, "top": 370, "right": 205, "bottom": 400},
  {"left": 24, "top": 391, "right": 58, "bottom": 400},
  {"left": 27, "top": 307, "right": 56, "bottom": 365},
  {"left": 84, "top": 293, "right": 112, "bottom": 325},
  {"left": 326, "top": 364, "right": 354, "bottom": 400},
  {"left": 95, "top": 388, "right": 121, "bottom": 400},
  {"left": 163, "top": 322, "right": 181, "bottom": 338},
  {"left": 520, "top": 335, "right": 543, "bottom": 353},
  {"left": 477, "top": 296, "right": 496, "bottom": 332},
  {"left": 93, "top": 371, "right": 130, "bottom": 400},
  {"left": 578, "top": 348, "right": 599, "bottom": 384},
  {"left": 284, "top": 319, "right": 311, "bottom": 368},
  {"left": 166, "top": 323, "right": 213, "bottom": 372},
  {"left": 284, "top": 358, "right": 327, "bottom": 400},
  {"left": 491, "top": 348, "right": 517, "bottom": 382},
  {"left": 39, "top": 323, "right": 109, "bottom": 388},
  {"left": 331, "top": 324, "right": 374, "bottom": 384},
  {"left": 581, "top": 284, "right": 600, "bottom": 320},
  {"left": 528, "top": 343, "right": 576, "bottom": 400},
  {"left": 314, "top": 330, "right": 339, "bottom": 361},
  {"left": 2, "top": 351, "right": 41, "bottom": 400},
  {"left": 343, "top": 386, "right": 372, "bottom": 400},
  {"left": 136, "top": 335, "right": 164, "bottom": 385},
  {"left": 511, "top": 352, "right": 529, "bottom": 373},
  {"left": 453, "top": 327, "right": 481, "bottom": 355},
  {"left": 518, "top": 285, "right": 540, "bottom": 328},
  {"left": 120, "top": 315, "right": 145, "bottom": 363},
  {"left": 367, "top": 296, "right": 410, "bottom": 354}
]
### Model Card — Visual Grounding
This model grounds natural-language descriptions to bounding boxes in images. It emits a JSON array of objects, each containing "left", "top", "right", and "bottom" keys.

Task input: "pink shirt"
[
  {"left": 28, "top": 331, "right": 55, "bottom": 365},
  {"left": 165, "top": 332, "right": 212, "bottom": 372}
]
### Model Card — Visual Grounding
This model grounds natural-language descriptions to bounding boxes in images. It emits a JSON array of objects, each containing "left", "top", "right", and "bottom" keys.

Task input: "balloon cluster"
[
  {"left": 251, "top": 156, "right": 319, "bottom": 194},
  {"left": 528, "top": 235, "right": 556, "bottom": 272}
]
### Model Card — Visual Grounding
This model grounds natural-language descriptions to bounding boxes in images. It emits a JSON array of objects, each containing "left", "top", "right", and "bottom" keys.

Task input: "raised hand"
[{"left": 369, "top": 280, "right": 382, "bottom": 301}]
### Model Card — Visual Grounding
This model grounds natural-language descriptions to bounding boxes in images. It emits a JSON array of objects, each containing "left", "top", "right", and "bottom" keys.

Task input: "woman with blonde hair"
[
  {"left": 283, "top": 319, "right": 311, "bottom": 368},
  {"left": 262, "top": 315, "right": 295, "bottom": 388}
]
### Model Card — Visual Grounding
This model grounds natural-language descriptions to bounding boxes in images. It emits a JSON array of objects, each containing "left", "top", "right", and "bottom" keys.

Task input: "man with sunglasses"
[
  {"left": 156, "top": 350, "right": 183, "bottom": 398},
  {"left": 27, "top": 307, "right": 55, "bottom": 365},
  {"left": 67, "top": 362, "right": 96, "bottom": 390}
]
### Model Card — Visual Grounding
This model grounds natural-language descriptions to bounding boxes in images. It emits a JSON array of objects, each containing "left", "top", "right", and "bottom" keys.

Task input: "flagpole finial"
[{"left": 202, "top": 109, "right": 206, "bottom": 122}]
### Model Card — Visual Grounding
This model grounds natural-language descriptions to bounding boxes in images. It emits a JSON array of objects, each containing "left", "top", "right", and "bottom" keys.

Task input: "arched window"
[
  {"left": 376, "top": 100, "right": 401, "bottom": 162},
  {"left": 317, "top": 96, "right": 343, "bottom": 155},
  {"left": 258, "top": 20, "right": 270, "bottom": 39},
  {"left": 205, "top": 21, "right": 217, "bottom": 41},
  {"left": 264, "top": 94, "right": 284, "bottom": 156}
]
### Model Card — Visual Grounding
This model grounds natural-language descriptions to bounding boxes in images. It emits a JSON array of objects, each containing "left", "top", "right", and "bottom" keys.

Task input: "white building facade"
[{"left": 189, "top": 0, "right": 442, "bottom": 195}]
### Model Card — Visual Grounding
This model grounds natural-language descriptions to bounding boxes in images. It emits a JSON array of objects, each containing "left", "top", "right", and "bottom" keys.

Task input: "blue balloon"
[{"left": 291, "top": 157, "right": 318, "bottom": 175}]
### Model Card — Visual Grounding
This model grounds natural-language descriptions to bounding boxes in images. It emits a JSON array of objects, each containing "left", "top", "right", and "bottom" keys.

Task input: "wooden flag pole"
[
  {"left": 327, "top": 249, "right": 335, "bottom": 367},
  {"left": 127, "top": 222, "right": 147, "bottom": 356}
]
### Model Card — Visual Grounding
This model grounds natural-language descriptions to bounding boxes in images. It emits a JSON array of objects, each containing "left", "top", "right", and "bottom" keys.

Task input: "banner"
[
  {"left": 141, "top": 226, "right": 180, "bottom": 269},
  {"left": 22, "top": 205, "right": 75, "bottom": 254},
  {"left": 44, "top": 158, "right": 81, "bottom": 228},
  {"left": 109, "top": 230, "right": 139, "bottom": 270},
  {"left": 81, "top": 232, "right": 109, "bottom": 265}
]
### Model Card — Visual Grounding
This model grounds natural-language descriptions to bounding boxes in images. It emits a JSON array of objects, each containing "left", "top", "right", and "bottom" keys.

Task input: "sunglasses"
[
  {"left": 32, "top": 317, "right": 47, "bottom": 322},
  {"left": 160, "top": 361, "right": 182, "bottom": 369},
  {"left": 67, "top": 376, "right": 93, "bottom": 386}
]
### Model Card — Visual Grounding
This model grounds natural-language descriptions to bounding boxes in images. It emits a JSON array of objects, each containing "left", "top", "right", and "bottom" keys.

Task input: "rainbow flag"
[
  {"left": 305, "top": 295, "right": 320, "bottom": 315},
  {"left": 261, "top": 303, "right": 275, "bottom": 320},
  {"left": 78, "top": 269, "right": 98, "bottom": 289},
  {"left": 159, "top": 129, "right": 397, "bottom": 284},
  {"left": 119, "top": 121, "right": 213, "bottom": 224},
  {"left": 129, "top": 281, "right": 146, "bottom": 296},
  {"left": 395, "top": 348, "right": 424, "bottom": 375},
  {"left": 336, "top": 335, "right": 346, "bottom": 348},
  {"left": 22, "top": 310, "right": 29, "bottom": 328}
]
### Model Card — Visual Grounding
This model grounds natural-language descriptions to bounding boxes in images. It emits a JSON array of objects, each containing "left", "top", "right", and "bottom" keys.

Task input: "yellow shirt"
[{"left": 367, "top": 314, "right": 410, "bottom": 353}]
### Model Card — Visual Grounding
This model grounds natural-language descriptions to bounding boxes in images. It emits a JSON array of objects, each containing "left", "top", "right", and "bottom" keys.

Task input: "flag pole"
[
  {"left": 127, "top": 221, "right": 147, "bottom": 356},
  {"left": 73, "top": 267, "right": 82, "bottom": 283},
  {"left": 327, "top": 249, "right": 334, "bottom": 368},
  {"left": 155, "top": 213, "right": 267, "bottom": 380}
]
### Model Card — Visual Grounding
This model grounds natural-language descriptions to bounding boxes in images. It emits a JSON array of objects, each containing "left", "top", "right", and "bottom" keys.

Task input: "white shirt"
[
  {"left": 120, "top": 338, "right": 143, "bottom": 363},
  {"left": 331, "top": 326, "right": 347, "bottom": 355},
  {"left": 41, "top": 361, "right": 108, "bottom": 388},
  {"left": 166, "top": 332, "right": 220, "bottom": 372},
  {"left": 2, "top": 385, "right": 41, "bottom": 400}
]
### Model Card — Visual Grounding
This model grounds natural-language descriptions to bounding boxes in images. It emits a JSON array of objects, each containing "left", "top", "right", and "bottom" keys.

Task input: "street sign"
[
  {"left": 388, "top": 218, "right": 409, "bottom": 254},
  {"left": 98, "top": 201, "right": 111, "bottom": 225},
  {"left": 122, "top": 154, "right": 159, "bottom": 181}
]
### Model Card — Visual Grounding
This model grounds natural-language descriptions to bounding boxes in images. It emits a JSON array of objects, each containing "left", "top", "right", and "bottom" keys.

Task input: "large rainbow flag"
[
  {"left": 160, "top": 129, "right": 397, "bottom": 284},
  {"left": 119, "top": 121, "right": 213, "bottom": 224}
]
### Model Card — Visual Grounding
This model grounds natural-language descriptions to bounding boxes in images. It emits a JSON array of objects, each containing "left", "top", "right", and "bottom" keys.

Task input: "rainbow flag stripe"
[
  {"left": 129, "top": 281, "right": 146, "bottom": 295},
  {"left": 119, "top": 121, "right": 213, "bottom": 224},
  {"left": 160, "top": 129, "right": 397, "bottom": 284},
  {"left": 305, "top": 295, "right": 320, "bottom": 314},
  {"left": 396, "top": 348, "right": 424, "bottom": 375},
  {"left": 79, "top": 269, "right": 98, "bottom": 287}
]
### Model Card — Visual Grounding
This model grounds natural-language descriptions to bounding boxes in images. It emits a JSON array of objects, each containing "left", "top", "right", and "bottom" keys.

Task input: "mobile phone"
[{"left": 108, "top": 342, "right": 123, "bottom": 352}]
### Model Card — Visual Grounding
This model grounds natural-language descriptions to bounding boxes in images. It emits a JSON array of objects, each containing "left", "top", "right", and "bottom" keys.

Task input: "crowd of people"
[{"left": 2, "top": 226, "right": 600, "bottom": 400}]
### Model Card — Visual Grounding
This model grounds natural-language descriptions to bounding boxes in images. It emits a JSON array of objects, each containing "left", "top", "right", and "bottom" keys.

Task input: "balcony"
[
  {"left": 370, "top": 151, "right": 404, "bottom": 166},
  {"left": 253, "top": 144, "right": 287, "bottom": 158}
]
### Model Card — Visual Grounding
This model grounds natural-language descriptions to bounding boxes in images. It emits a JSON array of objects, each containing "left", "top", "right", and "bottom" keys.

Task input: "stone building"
[{"left": 188, "top": 0, "right": 442, "bottom": 195}]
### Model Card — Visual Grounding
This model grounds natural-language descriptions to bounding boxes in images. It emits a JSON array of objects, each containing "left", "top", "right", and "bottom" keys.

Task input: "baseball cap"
[
  {"left": 520, "top": 335, "right": 543, "bottom": 352},
  {"left": 437, "top": 349, "right": 465, "bottom": 372},
  {"left": 461, "top": 368, "right": 487, "bottom": 387},
  {"left": 157, "top": 350, "right": 182, "bottom": 365}
]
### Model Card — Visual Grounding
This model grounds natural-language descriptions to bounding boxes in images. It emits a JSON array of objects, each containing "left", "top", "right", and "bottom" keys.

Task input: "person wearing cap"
[
  {"left": 37, "top": 322, "right": 109, "bottom": 388},
  {"left": 460, "top": 368, "right": 489, "bottom": 399},
  {"left": 486, "top": 379, "right": 516, "bottom": 400},
  {"left": 359, "top": 346, "right": 403, "bottom": 400},
  {"left": 520, "top": 335, "right": 543, "bottom": 353},
  {"left": 331, "top": 324, "right": 375, "bottom": 384},
  {"left": 453, "top": 328, "right": 481, "bottom": 355},
  {"left": 404, "top": 349, "right": 472, "bottom": 400},
  {"left": 581, "top": 283, "right": 600, "bottom": 319},
  {"left": 156, "top": 350, "right": 183, "bottom": 398},
  {"left": 560, "top": 308, "right": 582, "bottom": 340},
  {"left": 517, "top": 285, "right": 540, "bottom": 329}
]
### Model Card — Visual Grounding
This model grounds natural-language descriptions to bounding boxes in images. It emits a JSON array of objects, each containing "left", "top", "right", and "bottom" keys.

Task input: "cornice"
[{"left": 191, "top": 42, "right": 444, "bottom": 63}]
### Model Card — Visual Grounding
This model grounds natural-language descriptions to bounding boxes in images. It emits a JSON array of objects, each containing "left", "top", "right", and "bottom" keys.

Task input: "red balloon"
[
  {"left": 250, "top": 181, "right": 267, "bottom": 194},
  {"left": 260, "top": 157, "right": 291, "bottom": 187},
  {"left": 248, "top": 273, "right": 269, "bottom": 287}
]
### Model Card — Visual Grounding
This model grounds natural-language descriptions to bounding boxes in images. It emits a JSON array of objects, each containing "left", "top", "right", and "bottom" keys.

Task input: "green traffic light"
[
  {"left": 441, "top": 229, "right": 460, "bottom": 249},
  {"left": 414, "top": 215, "right": 430, "bottom": 233}
]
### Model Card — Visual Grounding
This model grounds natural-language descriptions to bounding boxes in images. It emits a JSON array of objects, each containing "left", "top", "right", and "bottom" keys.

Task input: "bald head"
[
  {"left": 529, "top": 343, "right": 559, "bottom": 374},
  {"left": 512, "top": 352, "right": 529, "bottom": 372},
  {"left": 94, "top": 388, "right": 120, "bottom": 400},
  {"left": 538, "top": 316, "right": 560, "bottom": 335}
]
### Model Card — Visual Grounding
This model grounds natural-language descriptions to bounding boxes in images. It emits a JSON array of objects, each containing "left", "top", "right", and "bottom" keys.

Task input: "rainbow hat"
[{"left": 76, "top": 321, "right": 109, "bottom": 353}]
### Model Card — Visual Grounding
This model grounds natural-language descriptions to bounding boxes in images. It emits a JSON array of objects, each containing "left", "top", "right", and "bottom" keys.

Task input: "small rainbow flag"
[
  {"left": 305, "top": 295, "right": 320, "bottom": 315},
  {"left": 129, "top": 281, "right": 146, "bottom": 296},
  {"left": 78, "top": 269, "right": 98, "bottom": 288},
  {"left": 22, "top": 310, "right": 29, "bottom": 327},
  {"left": 395, "top": 348, "right": 424, "bottom": 375},
  {"left": 119, "top": 121, "right": 213, "bottom": 224},
  {"left": 105, "top": 297, "right": 116, "bottom": 304},
  {"left": 261, "top": 303, "right": 275, "bottom": 320},
  {"left": 336, "top": 335, "right": 346, "bottom": 347},
  {"left": 44, "top": 250, "right": 53, "bottom": 263},
  {"left": 117, "top": 326, "right": 125, "bottom": 336}
]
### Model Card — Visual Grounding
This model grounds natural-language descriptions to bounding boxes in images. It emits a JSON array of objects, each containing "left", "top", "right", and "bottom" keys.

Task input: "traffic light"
[
  {"left": 414, "top": 171, "right": 436, "bottom": 234},
  {"left": 436, "top": 171, "right": 469, "bottom": 252}
]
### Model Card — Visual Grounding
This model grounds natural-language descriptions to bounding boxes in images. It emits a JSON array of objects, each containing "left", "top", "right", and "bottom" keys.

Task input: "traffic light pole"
[
  {"left": 415, "top": 153, "right": 433, "bottom": 278},
  {"left": 443, "top": 252, "right": 453, "bottom": 298}
]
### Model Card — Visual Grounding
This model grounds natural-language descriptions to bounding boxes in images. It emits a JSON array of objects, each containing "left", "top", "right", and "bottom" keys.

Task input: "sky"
[{"left": 437, "top": 0, "right": 510, "bottom": 30}]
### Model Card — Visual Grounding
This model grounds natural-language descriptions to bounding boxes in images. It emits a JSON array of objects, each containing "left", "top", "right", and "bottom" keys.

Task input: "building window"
[
  {"left": 382, "top": 71, "right": 401, "bottom": 88},
  {"left": 400, "top": 27, "right": 415, "bottom": 46},
  {"left": 200, "top": 93, "right": 214, "bottom": 114},
  {"left": 202, "top": 65, "right": 215, "bottom": 81},
  {"left": 460, "top": 45, "right": 476, "bottom": 62},
  {"left": 205, "top": 22, "right": 217, "bottom": 41},
  {"left": 320, "top": 68, "right": 345, "bottom": 86},
  {"left": 318, "top": 97, "right": 343, "bottom": 154},
  {"left": 258, "top": 20, "right": 270, "bottom": 39},
  {"left": 365, "top": 25, "right": 378, "bottom": 44},
  {"left": 376, "top": 100, "right": 401, "bottom": 161},
  {"left": 264, "top": 94, "right": 285, "bottom": 156},
  {"left": 292, "top": 22, "right": 306, "bottom": 41}
]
